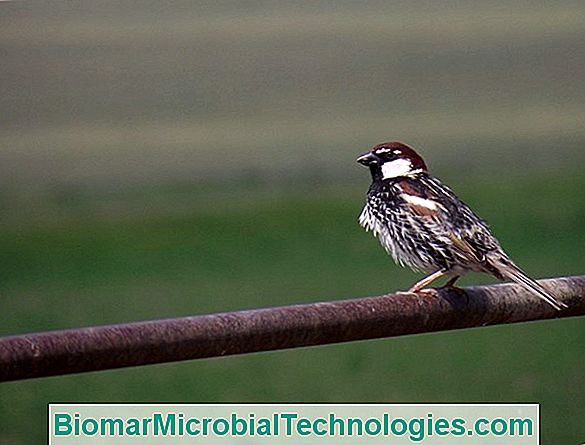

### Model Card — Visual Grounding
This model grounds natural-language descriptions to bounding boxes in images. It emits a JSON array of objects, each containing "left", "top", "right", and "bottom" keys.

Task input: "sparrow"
[{"left": 357, "top": 141, "right": 567, "bottom": 311}]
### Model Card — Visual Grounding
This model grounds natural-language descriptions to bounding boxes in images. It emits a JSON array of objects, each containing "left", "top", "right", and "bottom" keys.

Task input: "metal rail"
[{"left": 1, "top": 275, "right": 584, "bottom": 382}]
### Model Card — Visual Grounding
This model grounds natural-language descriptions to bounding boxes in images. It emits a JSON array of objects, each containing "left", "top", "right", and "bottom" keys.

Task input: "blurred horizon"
[{"left": 2, "top": 1, "right": 585, "bottom": 194}]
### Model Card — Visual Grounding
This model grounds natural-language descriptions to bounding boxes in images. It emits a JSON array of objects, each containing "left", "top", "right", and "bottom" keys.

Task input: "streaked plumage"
[{"left": 357, "top": 141, "right": 567, "bottom": 311}]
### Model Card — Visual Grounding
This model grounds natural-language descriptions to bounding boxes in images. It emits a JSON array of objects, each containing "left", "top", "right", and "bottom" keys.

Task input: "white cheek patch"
[
  {"left": 381, "top": 159, "right": 413, "bottom": 179},
  {"left": 401, "top": 194, "right": 440, "bottom": 210}
]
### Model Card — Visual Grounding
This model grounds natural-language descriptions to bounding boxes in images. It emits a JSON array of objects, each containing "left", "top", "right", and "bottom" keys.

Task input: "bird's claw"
[{"left": 402, "top": 288, "right": 438, "bottom": 296}]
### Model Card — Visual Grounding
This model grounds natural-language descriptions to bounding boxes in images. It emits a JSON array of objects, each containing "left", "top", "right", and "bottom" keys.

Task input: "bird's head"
[{"left": 357, "top": 142, "right": 428, "bottom": 181}]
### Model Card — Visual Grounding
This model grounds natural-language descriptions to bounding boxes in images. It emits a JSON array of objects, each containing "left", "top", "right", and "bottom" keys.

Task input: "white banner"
[{"left": 49, "top": 403, "right": 538, "bottom": 445}]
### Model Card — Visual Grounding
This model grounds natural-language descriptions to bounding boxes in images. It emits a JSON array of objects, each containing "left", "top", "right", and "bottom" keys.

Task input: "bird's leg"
[
  {"left": 438, "top": 274, "right": 468, "bottom": 303},
  {"left": 442, "top": 275, "right": 461, "bottom": 288},
  {"left": 408, "top": 270, "right": 446, "bottom": 293}
]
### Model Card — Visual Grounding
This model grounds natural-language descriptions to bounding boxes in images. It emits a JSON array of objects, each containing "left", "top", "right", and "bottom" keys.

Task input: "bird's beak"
[{"left": 356, "top": 151, "right": 379, "bottom": 166}]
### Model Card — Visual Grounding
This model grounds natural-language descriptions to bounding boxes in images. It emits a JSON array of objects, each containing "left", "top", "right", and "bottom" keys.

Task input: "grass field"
[{"left": 1, "top": 172, "right": 584, "bottom": 443}]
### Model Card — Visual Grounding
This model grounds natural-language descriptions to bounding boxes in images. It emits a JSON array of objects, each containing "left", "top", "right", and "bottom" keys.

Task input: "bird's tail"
[{"left": 490, "top": 255, "right": 567, "bottom": 311}]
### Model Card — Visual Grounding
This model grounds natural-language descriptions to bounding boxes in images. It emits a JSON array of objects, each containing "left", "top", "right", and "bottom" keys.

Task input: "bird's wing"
[
  {"left": 395, "top": 177, "right": 567, "bottom": 310},
  {"left": 395, "top": 176, "right": 500, "bottom": 266}
]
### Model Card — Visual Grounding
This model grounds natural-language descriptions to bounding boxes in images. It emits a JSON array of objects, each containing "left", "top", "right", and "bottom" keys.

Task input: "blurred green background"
[{"left": 1, "top": 1, "right": 584, "bottom": 443}]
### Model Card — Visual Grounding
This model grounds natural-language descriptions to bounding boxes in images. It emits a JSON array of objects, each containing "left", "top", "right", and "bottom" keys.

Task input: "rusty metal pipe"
[{"left": 1, "top": 275, "right": 584, "bottom": 382}]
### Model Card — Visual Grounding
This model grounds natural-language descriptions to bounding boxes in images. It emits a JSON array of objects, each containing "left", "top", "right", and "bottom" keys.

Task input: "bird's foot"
[
  {"left": 395, "top": 290, "right": 417, "bottom": 297},
  {"left": 404, "top": 287, "right": 438, "bottom": 296},
  {"left": 438, "top": 283, "right": 470, "bottom": 304}
]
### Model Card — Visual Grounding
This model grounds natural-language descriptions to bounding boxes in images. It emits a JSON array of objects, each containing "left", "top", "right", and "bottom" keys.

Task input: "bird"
[{"left": 357, "top": 141, "right": 567, "bottom": 311}]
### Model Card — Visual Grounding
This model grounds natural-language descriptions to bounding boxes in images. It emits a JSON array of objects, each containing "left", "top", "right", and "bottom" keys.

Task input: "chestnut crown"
[{"left": 357, "top": 142, "right": 428, "bottom": 180}]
